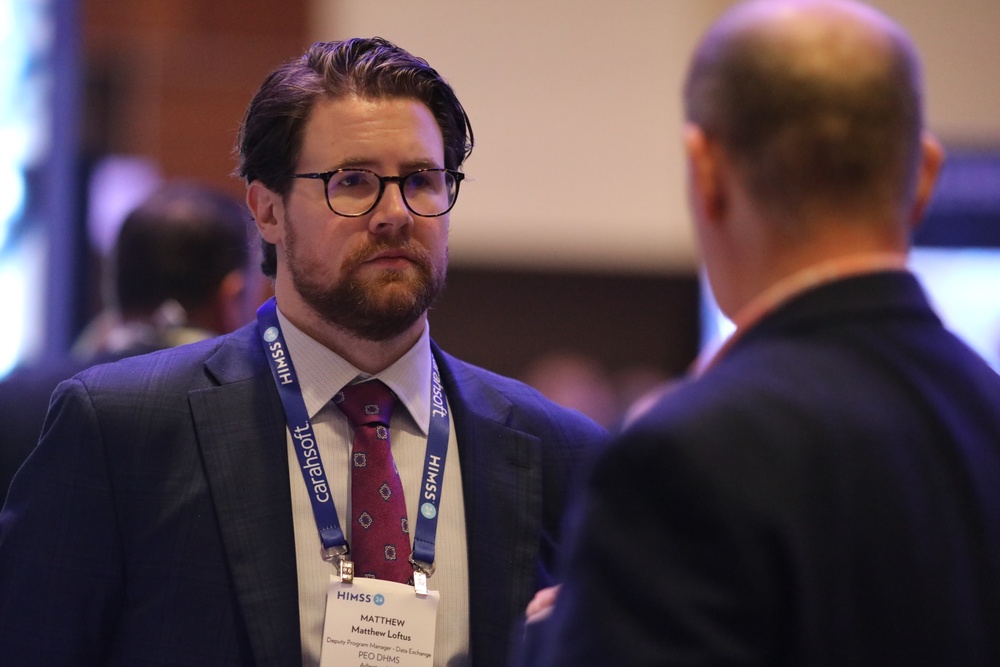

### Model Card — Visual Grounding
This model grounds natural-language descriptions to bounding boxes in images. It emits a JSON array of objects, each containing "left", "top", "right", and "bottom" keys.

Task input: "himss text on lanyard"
[{"left": 256, "top": 297, "right": 450, "bottom": 596}]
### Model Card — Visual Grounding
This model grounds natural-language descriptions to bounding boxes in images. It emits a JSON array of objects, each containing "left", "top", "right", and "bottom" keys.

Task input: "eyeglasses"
[{"left": 288, "top": 168, "right": 465, "bottom": 217}]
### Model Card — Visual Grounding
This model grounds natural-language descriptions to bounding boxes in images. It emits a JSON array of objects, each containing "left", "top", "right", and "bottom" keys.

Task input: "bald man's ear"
[
  {"left": 246, "top": 180, "right": 286, "bottom": 246},
  {"left": 908, "top": 132, "right": 945, "bottom": 229},
  {"left": 684, "top": 124, "right": 728, "bottom": 225}
]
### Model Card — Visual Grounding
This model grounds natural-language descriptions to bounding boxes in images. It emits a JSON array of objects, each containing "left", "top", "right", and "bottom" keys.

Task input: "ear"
[
  {"left": 908, "top": 132, "right": 945, "bottom": 229},
  {"left": 188, "top": 269, "right": 247, "bottom": 335},
  {"left": 215, "top": 269, "right": 248, "bottom": 333},
  {"left": 683, "top": 123, "right": 728, "bottom": 225},
  {"left": 246, "top": 180, "right": 286, "bottom": 245}
]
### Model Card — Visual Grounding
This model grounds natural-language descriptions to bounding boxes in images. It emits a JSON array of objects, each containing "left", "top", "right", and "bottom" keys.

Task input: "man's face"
[{"left": 278, "top": 96, "right": 450, "bottom": 341}]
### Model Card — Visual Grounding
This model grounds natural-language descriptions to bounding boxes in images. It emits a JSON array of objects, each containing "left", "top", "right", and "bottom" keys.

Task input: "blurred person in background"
[
  {"left": 0, "top": 181, "right": 255, "bottom": 502},
  {"left": 75, "top": 181, "right": 254, "bottom": 357}
]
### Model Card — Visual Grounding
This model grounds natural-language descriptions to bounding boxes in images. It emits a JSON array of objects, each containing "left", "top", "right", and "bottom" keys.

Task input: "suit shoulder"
[
  {"left": 434, "top": 347, "right": 607, "bottom": 440},
  {"left": 72, "top": 328, "right": 253, "bottom": 396}
]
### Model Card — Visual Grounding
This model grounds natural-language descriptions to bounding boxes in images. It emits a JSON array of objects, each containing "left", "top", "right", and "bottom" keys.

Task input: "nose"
[{"left": 368, "top": 180, "right": 413, "bottom": 234}]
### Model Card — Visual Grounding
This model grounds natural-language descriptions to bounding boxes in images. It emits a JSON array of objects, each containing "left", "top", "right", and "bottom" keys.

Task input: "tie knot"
[{"left": 334, "top": 380, "right": 396, "bottom": 427}]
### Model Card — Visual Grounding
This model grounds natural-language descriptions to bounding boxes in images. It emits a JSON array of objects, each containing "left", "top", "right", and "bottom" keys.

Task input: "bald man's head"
[{"left": 684, "top": 0, "right": 925, "bottom": 226}]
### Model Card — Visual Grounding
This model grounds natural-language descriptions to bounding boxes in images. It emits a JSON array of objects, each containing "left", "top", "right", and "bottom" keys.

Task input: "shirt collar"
[
  {"left": 276, "top": 308, "right": 433, "bottom": 435},
  {"left": 695, "top": 252, "right": 909, "bottom": 375}
]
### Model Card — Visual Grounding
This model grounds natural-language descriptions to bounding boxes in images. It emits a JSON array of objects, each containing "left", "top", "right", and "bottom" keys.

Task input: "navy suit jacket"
[
  {"left": 0, "top": 331, "right": 211, "bottom": 504},
  {"left": 524, "top": 272, "right": 1000, "bottom": 666},
  {"left": 0, "top": 357, "right": 90, "bottom": 505},
  {"left": 0, "top": 323, "right": 605, "bottom": 666}
]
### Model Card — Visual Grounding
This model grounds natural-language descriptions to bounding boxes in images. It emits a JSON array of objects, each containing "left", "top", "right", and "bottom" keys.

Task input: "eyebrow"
[{"left": 332, "top": 157, "right": 443, "bottom": 173}]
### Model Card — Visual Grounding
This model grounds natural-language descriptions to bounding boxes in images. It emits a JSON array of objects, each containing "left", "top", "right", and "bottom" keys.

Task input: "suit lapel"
[
  {"left": 433, "top": 344, "right": 543, "bottom": 666},
  {"left": 190, "top": 326, "right": 302, "bottom": 666}
]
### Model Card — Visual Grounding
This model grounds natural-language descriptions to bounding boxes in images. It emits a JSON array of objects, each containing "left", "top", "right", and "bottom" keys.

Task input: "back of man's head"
[
  {"left": 684, "top": 0, "right": 925, "bottom": 227},
  {"left": 113, "top": 182, "right": 250, "bottom": 321}
]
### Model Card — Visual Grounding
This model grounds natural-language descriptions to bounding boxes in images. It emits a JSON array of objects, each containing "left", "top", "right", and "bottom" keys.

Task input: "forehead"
[{"left": 298, "top": 95, "right": 445, "bottom": 168}]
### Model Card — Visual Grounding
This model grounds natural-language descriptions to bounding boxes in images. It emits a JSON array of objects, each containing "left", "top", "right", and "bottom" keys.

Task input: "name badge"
[{"left": 320, "top": 576, "right": 439, "bottom": 667}]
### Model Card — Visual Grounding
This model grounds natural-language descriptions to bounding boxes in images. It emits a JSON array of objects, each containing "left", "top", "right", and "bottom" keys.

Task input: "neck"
[
  {"left": 715, "top": 208, "right": 910, "bottom": 317},
  {"left": 767, "top": 221, "right": 906, "bottom": 283}
]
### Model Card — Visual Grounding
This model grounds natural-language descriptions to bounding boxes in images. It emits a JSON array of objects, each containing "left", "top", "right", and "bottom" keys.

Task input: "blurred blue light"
[{"left": 0, "top": 0, "right": 53, "bottom": 377}]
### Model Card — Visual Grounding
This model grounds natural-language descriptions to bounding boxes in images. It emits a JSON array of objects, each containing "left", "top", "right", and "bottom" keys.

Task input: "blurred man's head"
[
  {"left": 113, "top": 182, "right": 251, "bottom": 334},
  {"left": 682, "top": 0, "right": 942, "bottom": 315},
  {"left": 685, "top": 0, "right": 926, "bottom": 226}
]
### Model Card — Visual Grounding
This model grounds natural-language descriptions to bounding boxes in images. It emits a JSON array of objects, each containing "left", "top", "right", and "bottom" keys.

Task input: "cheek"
[
  {"left": 288, "top": 220, "right": 353, "bottom": 274},
  {"left": 421, "top": 218, "right": 449, "bottom": 254}
]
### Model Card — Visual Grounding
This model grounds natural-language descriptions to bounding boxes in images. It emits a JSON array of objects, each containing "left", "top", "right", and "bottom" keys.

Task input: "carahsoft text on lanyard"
[{"left": 256, "top": 297, "right": 450, "bottom": 595}]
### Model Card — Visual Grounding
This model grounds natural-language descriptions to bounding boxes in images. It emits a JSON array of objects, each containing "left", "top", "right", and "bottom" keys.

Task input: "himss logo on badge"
[{"left": 336, "top": 591, "right": 385, "bottom": 606}]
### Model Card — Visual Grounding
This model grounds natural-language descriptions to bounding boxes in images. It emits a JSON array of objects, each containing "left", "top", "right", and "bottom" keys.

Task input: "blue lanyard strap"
[
  {"left": 256, "top": 297, "right": 449, "bottom": 572},
  {"left": 410, "top": 357, "right": 449, "bottom": 571},
  {"left": 258, "top": 298, "right": 347, "bottom": 557}
]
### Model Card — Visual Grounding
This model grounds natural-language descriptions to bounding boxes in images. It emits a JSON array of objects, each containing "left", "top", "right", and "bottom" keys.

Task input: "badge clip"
[
  {"left": 409, "top": 557, "right": 434, "bottom": 596},
  {"left": 413, "top": 570, "right": 428, "bottom": 596},
  {"left": 339, "top": 559, "right": 355, "bottom": 583},
  {"left": 322, "top": 545, "right": 353, "bottom": 583}
]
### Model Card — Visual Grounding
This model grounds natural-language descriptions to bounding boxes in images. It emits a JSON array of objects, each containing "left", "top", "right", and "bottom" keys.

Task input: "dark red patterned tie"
[{"left": 334, "top": 380, "right": 412, "bottom": 583}]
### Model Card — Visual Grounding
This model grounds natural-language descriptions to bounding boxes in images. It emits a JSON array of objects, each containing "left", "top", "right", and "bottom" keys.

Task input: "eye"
[
  {"left": 405, "top": 170, "right": 445, "bottom": 192},
  {"left": 332, "top": 170, "right": 374, "bottom": 189},
  {"left": 407, "top": 173, "right": 432, "bottom": 189}
]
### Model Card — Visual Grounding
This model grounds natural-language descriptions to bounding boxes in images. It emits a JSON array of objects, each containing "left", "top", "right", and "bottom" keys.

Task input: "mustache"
[{"left": 342, "top": 238, "right": 433, "bottom": 273}]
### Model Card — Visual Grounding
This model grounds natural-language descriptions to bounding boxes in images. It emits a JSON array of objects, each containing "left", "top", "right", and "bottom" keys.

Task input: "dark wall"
[{"left": 431, "top": 266, "right": 700, "bottom": 380}]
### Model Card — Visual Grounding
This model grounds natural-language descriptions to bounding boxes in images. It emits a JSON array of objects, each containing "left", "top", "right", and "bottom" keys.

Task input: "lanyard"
[{"left": 256, "top": 297, "right": 449, "bottom": 591}]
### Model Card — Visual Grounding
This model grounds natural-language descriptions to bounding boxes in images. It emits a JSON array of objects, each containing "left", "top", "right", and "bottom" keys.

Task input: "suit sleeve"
[{"left": 0, "top": 378, "right": 124, "bottom": 665}]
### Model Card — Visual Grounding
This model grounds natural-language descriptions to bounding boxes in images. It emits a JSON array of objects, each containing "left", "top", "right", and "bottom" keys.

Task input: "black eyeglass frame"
[{"left": 288, "top": 167, "right": 465, "bottom": 217}]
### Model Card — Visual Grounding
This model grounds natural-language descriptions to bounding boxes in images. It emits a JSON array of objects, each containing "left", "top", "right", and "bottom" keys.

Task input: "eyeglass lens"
[{"left": 328, "top": 170, "right": 457, "bottom": 216}]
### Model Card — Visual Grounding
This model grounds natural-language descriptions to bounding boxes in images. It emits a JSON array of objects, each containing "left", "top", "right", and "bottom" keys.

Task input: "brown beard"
[{"left": 286, "top": 230, "right": 447, "bottom": 342}]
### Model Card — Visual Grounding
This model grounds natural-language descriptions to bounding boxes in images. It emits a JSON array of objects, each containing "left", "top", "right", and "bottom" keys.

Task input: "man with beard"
[{"left": 0, "top": 38, "right": 606, "bottom": 667}]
